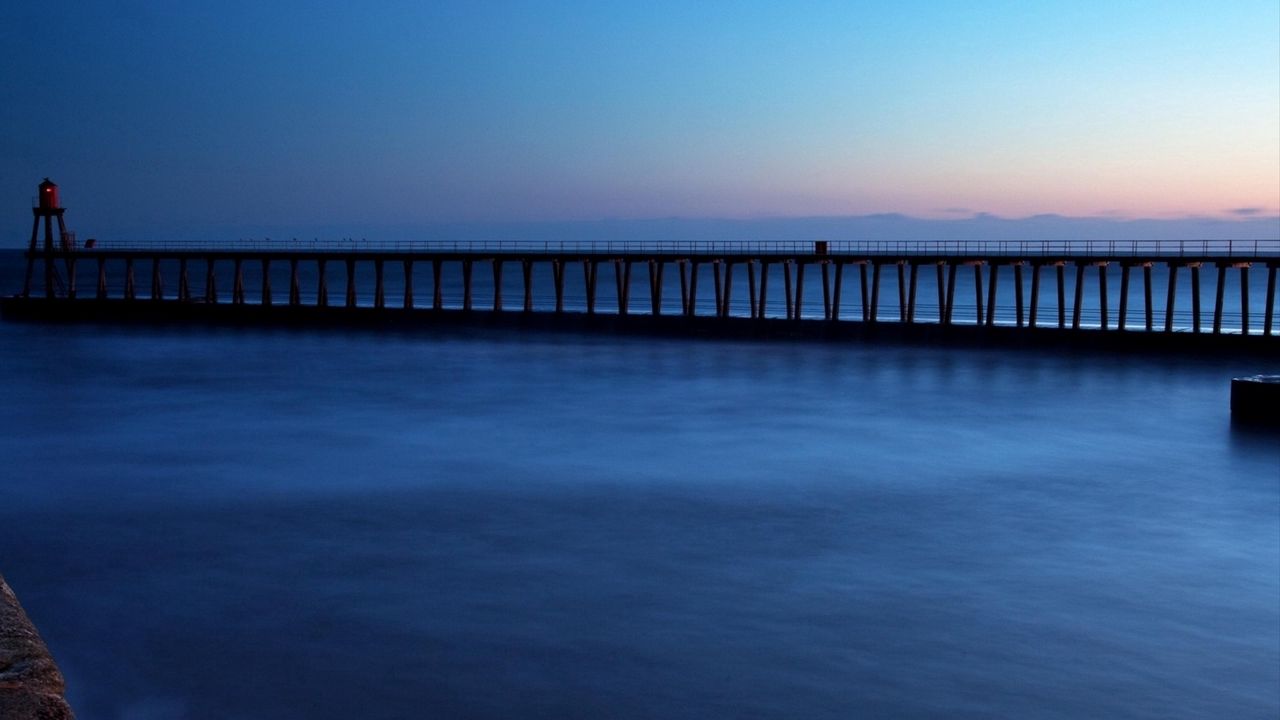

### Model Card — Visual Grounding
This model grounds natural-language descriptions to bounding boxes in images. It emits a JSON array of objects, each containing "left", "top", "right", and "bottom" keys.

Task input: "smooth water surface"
[{"left": 0, "top": 282, "right": 1277, "bottom": 718}]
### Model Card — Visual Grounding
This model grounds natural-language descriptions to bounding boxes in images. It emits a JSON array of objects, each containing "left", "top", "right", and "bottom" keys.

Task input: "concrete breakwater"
[{"left": 0, "top": 574, "right": 74, "bottom": 719}]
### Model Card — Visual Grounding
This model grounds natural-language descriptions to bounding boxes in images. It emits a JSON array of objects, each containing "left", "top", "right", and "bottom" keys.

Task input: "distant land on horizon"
[{"left": 42, "top": 212, "right": 1280, "bottom": 248}]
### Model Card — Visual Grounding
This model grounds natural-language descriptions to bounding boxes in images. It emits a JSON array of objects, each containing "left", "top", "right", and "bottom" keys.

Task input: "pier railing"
[{"left": 81, "top": 238, "right": 1280, "bottom": 258}]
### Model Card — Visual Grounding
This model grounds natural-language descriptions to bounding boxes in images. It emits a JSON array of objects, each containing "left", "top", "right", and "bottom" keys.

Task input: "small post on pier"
[
  {"left": 316, "top": 259, "right": 328, "bottom": 307},
  {"left": 1190, "top": 263, "right": 1202, "bottom": 332},
  {"left": 374, "top": 259, "right": 385, "bottom": 309},
  {"left": 259, "top": 259, "right": 271, "bottom": 305},
  {"left": 1212, "top": 263, "right": 1226, "bottom": 334},
  {"left": 403, "top": 259, "right": 414, "bottom": 309},
  {"left": 345, "top": 258, "right": 356, "bottom": 308},
  {"left": 1165, "top": 263, "right": 1180, "bottom": 333}
]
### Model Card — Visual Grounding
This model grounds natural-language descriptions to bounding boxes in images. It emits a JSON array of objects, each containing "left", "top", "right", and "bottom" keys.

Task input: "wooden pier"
[{"left": 8, "top": 239, "right": 1280, "bottom": 349}]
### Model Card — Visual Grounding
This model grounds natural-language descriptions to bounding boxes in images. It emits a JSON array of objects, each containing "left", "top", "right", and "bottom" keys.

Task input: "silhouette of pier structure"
[{"left": 8, "top": 181, "right": 1280, "bottom": 340}]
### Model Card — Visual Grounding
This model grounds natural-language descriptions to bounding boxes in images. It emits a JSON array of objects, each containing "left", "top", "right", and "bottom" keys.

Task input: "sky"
[{"left": 2, "top": 1, "right": 1278, "bottom": 242}]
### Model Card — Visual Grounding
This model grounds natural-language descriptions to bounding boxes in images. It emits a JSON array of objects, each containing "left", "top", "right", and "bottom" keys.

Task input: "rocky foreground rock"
[{"left": 0, "top": 574, "right": 74, "bottom": 719}]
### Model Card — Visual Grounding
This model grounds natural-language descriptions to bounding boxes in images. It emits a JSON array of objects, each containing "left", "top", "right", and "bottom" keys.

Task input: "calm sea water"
[{"left": 0, "top": 253, "right": 1277, "bottom": 719}]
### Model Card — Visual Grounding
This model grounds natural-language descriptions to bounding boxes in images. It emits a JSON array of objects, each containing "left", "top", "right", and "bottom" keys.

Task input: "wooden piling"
[
  {"left": 1144, "top": 264, "right": 1154, "bottom": 331},
  {"left": 151, "top": 258, "right": 163, "bottom": 301},
  {"left": 1029, "top": 263, "right": 1040, "bottom": 327},
  {"left": 552, "top": 259, "right": 565, "bottom": 313},
  {"left": 179, "top": 258, "right": 190, "bottom": 302},
  {"left": 260, "top": 259, "right": 271, "bottom": 305},
  {"left": 1056, "top": 263, "right": 1066, "bottom": 329},
  {"left": 123, "top": 258, "right": 136, "bottom": 300},
  {"left": 985, "top": 262, "right": 998, "bottom": 326},
  {"left": 1097, "top": 263, "right": 1108, "bottom": 330},
  {"left": 944, "top": 262, "right": 958, "bottom": 325},
  {"left": 492, "top": 260, "right": 503, "bottom": 312},
  {"left": 403, "top": 260, "right": 414, "bottom": 309},
  {"left": 316, "top": 259, "right": 328, "bottom": 307},
  {"left": 783, "top": 261, "right": 793, "bottom": 319},
  {"left": 973, "top": 262, "right": 984, "bottom": 325},
  {"left": 897, "top": 262, "right": 908, "bottom": 323},
  {"left": 869, "top": 262, "right": 881, "bottom": 322},
  {"left": 583, "top": 259, "right": 598, "bottom": 314},
  {"left": 204, "top": 258, "right": 216, "bottom": 303},
  {"left": 462, "top": 259, "right": 474, "bottom": 312},
  {"left": 936, "top": 262, "right": 947, "bottom": 325},
  {"left": 861, "top": 262, "right": 871, "bottom": 322},
  {"left": 712, "top": 261, "right": 723, "bottom": 317},
  {"left": 720, "top": 261, "right": 731, "bottom": 317},
  {"left": 1212, "top": 263, "right": 1226, "bottom": 334},
  {"left": 615, "top": 260, "right": 631, "bottom": 315},
  {"left": 523, "top": 260, "right": 534, "bottom": 312},
  {"left": 231, "top": 258, "right": 242, "bottom": 305},
  {"left": 374, "top": 259, "right": 385, "bottom": 309},
  {"left": 433, "top": 259, "right": 443, "bottom": 310},
  {"left": 794, "top": 262, "right": 805, "bottom": 320},
  {"left": 98, "top": 257, "right": 108, "bottom": 300},
  {"left": 1013, "top": 262, "right": 1024, "bottom": 327},
  {"left": 1190, "top": 263, "right": 1202, "bottom": 332},
  {"left": 687, "top": 261, "right": 698, "bottom": 317},
  {"left": 1239, "top": 264, "right": 1250, "bottom": 335},
  {"left": 833, "top": 262, "right": 845, "bottom": 321},
  {"left": 345, "top": 258, "right": 356, "bottom": 308},
  {"left": 1265, "top": 264, "right": 1276, "bottom": 336},
  {"left": 649, "top": 260, "right": 663, "bottom": 316},
  {"left": 1118, "top": 264, "right": 1130, "bottom": 330},
  {"left": 758, "top": 261, "right": 770, "bottom": 319},
  {"left": 1165, "top": 264, "right": 1179, "bottom": 333},
  {"left": 289, "top": 258, "right": 300, "bottom": 306},
  {"left": 821, "top": 262, "right": 832, "bottom": 320},
  {"left": 747, "top": 260, "right": 758, "bottom": 319},
  {"left": 1072, "top": 263, "right": 1085, "bottom": 330},
  {"left": 906, "top": 262, "right": 918, "bottom": 324}
]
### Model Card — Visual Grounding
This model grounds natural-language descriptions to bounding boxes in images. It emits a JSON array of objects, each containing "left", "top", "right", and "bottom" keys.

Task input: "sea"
[{"left": 0, "top": 249, "right": 1276, "bottom": 719}]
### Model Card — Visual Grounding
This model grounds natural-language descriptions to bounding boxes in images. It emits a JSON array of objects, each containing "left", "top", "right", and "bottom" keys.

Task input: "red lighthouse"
[{"left": 24, "top": 178, "right": 74, "bottom": 298}]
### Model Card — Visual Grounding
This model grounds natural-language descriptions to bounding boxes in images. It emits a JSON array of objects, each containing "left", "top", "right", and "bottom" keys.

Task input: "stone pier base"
[{"left": 0, "top": 574, "right": 74, "bottom": 719}]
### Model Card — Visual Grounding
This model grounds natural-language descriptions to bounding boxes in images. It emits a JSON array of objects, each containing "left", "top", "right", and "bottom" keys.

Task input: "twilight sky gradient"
[{"left": 2, "top": 1, "right": 1278, "bottom": 241}]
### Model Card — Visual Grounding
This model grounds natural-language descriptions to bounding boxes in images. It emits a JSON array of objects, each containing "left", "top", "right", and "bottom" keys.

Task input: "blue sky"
[{"left": 2, "top": 1, "right": 1277, "bottom": 241}]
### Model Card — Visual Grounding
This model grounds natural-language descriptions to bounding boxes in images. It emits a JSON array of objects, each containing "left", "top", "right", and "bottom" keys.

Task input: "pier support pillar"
[
  {"left": 905, "top": 262, "right": 918, "bottom": 323},
  {"left": 821, "top": 262, "right": 832, "bottom": 320},
  {"left": 1212, "top": 263, "right": 1226, "bottom": 334},
  {"left": 316, "top": 259, "right": 328, "bottom": 307},
  {"left": 648, "top": 260, "right": 663, "bottom": 315},
  {"left": 124, "top": 259, "right": 137, "bottom": 301},
  {"left": 204, "top": 258, "right": 216, "bottom": 303},
  {"left": 150, "top": 258, "right": 163, "bottom": 301},
  {"left": 1029, "top": 263, "right": 1041, "bottom": 327},
  {"left": 1118, "top": 264, "right": 1131, "bottom": 330},
  {"left": 985, "top": 262, "right": 999, "bottom": 326},
  {"left": 794, "top": 261, "right": 805, "bottom": 320},
  {"left": 747, "top": 260, "right": 758, "bottom": 318},
  {"left": 179, "top": 258, "right": 190, "bottom": 302},
  {"left": 616, "top": 260, "right": 632, "bottom": 315},
  {"left": 944, "top": 263, "right": 957, "bottom": 325},
  {"left": 552, "top": 259, "right": 565, "bottom": 313},
  {"left": 1165, "top": 263, "right": 1180, "bottom": 333},
  {"left": 1144, "top": 264, "right": 1154, "bottom": 331},
  {"left": 345, "top": 258, "right": 356, "bottom": 308},
  {"left": 523, "top": 260, "right": 534, "bottom": 313},
  {"left": 432, "top": 259, "right": 443, "bottom": 310},
  {"left": 758, "top": 261, "right": 770, "bottom": 319},
  {"left": 1072, "top": 263, "right": 1085, "bottom": 330},
  {"left": 260, "top": 259, "right": 271, "bottom": 305},
  {"left": 833, "top": 262, "right": 846, "bottom": 321},
  {"left": 374, "top": 259, "right": 385, "bottom": 309},
  {"left": 1097, "top": 262, "right": 1108, "bottom": 330},
  {"left": 231, "top": 258, "right": 243, "bottom": 304},
  {"left": 869, "top": 262, "right": 881, "bottom": 323},
  {"left": 462, "top": 259, "right": 474, "bottom": 312},
  {"left": 1013, "top": 261, "right": 1024, "bottom": 327},
  {"left": 583, "top": 259, "right": 598, "bottom": 314},
  {"left": 720, "top": 261, "right": 731, "bottom": 317},
  {"left": 972, "top": 262, "right": 984, "bottom": 325},
  {"left": 98, "top": 257, "right": 108, "bottom": 300},
  {"left": 289, "top": 258, "right": 300, "bottom": 306},
  {"left": 403, "top": 260, "right": 414, "bottom": 309},
  {"left": 936, "top": 262, "right": 947, "bottom": 325},
  {"left": 897, "top": 262, "right": 908, "bottom": 323},
  {"left": 492, "top": 260, "right": 503, "bottom": 312},
  {"left": 1056, "top": 263, "right": 1066, "bottom": 329},
  {"left": 1189, "top": 263, "right": 1202, "bottom": 332},
  {"left": 860, "top": 262, "right": 871, "bottom": 322},
  {"left": 712, "top": 261, "right": 723, "bottom": 317},
  {"left": 1239, "top": 264, "right": 1250, "bottom": 335},
  {"left": 1265, "top": 264, "right": 1276, "bottom": 336}
]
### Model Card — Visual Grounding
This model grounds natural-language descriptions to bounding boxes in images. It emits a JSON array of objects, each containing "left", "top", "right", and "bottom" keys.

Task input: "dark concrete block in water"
[
  {"left": 1231, "top": 375, "right": 1280, "bottom": 425},
  {"left": 0, "top": 575, "right": 74, "bottom": 719}
]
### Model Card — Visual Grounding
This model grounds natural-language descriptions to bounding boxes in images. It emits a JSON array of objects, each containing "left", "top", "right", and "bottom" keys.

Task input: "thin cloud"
[{"left": 1227, "top": 207, "right": 1265, "bottom": 216}]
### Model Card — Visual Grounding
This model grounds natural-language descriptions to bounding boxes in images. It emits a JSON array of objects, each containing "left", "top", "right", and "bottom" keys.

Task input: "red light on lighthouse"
[{"left": 37, "top": 178, "right": 60, "bottom": 210}]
